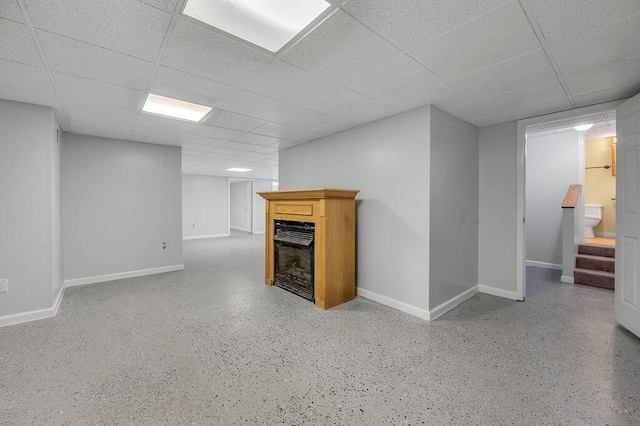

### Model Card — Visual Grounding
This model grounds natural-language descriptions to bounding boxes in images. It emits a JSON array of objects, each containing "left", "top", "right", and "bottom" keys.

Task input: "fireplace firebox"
[{"left": 273, "top": 220, "right": 315, "bottom": 301}]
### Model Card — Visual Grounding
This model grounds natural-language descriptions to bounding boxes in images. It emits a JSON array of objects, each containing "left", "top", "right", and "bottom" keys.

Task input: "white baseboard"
[
  {"left": 230, "top": 226, "right": 250, "bottom": 232},
  {"left": 478, "top": 284, "right": 518, "bottom": 300},
  {"left": 526, "top": 260, "right": 562, "bottom": 270},
  {"left": 595, "top": 232, "right": 615, "bottom": 238},
  {"left": 429, "top": 286, "right": 479, "bottom": 320},
  {"left": 0, "top": 285, "right": 65, "bottom": 327},
  {"left": 64, "top": 264, "right": 184, "bottom": 288},
  {"left": 561, "top": 275, "right": 575, "bottom": 284},
  {"left": 183, "top": 233, "right": 229, "bottom": 241},
  {"left": 357, "top": 288, "right": 431, "bottom": 321}
]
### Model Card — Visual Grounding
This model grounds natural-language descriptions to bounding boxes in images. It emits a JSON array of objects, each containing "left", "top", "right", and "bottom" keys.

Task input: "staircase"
[{"left": 574, "top": 244, "right": 615, "bottom": 290}]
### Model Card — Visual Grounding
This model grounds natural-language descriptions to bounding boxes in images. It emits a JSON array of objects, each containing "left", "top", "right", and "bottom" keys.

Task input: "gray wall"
[
  {"left": 62, "top": 134, "right": 183, "bottom": 280},
  {"left": 182, "top": 174, "right": 229, "bottom": 239},
  {"left": 526, "top": 131, "right": 580, "bottom": 266},
  {"left": 252, "top": 179, "right": 273, "bottom": 234},
  {"left": 0, "top": 99, "right": 60, "bottom": 317},
  {"left": 279, "top": 106, "right": 431, "bottom": 311},
  {"left": 428, "top": 106, "right": 479, "bottom": 310},
  {"left": 51, "top": 120, "right": 63, "bottom": 299},
  {"left": 230, "top": 181, "right": 251, "bottom": 232},
  {"left": 478, "top": 122, "right": 518, "bottom": 294}
]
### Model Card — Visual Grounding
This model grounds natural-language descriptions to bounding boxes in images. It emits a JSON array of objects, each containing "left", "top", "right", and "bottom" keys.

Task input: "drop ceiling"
[{"left": 1, "top": 0, "right": 639, "bottom": 180}]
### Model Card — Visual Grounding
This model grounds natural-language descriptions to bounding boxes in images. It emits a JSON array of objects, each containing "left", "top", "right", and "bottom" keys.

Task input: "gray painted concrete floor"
[{"left": 1, "top": 232, "right": 639, "bottom": 425}]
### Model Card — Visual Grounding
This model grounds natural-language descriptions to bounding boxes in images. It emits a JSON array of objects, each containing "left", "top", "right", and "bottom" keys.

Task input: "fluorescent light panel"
[
  {"left": 183, "top": 0, "right": 331, "bottom": 52},
  {"left": 574, "top": 123, "right": 594, "bottom": 131},
  {"left": 227, "top": 167, "right": 252, "bottom": 172},
  {"left": 142, "top": 93, "right": 212, "bottom": 122}
]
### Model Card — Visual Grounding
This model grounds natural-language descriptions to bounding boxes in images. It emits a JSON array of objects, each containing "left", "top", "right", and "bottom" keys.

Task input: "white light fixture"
[
  {"left": 142, "top": 93, "right": 212, "bottom": 122},
  {"left": 574, "top": 123, "right": 594, "bottom": 131},
  {"left": 227, "top": 167, "right": 252, "bottom": 172},
  {"left": 183, "top": 0, "right": 331, "bottom": 52}
]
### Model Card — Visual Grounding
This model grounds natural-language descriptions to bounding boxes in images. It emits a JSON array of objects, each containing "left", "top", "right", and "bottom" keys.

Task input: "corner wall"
[
  {"left": 478, "top": 122, "right": 518, "bottom": 298},
  {"left": 428, "top": 106, "right": 479, "bottom": 313},
  {"left": 62, "top": 134, "right": 183, "bottom": 286},
  {"left": 0, "top": 99, "right": 61, "bottom": 323},
  {"left": 279, "top": 106, "right": 431, "bottom": 316}
]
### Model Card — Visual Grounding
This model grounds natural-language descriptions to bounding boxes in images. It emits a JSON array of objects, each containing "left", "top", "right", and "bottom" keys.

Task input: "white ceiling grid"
[{"left": 0, "top": 0, "right": 638, "bottom": 179}]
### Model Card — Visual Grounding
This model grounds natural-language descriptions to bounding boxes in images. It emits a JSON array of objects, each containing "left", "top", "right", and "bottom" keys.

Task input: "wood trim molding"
[
  {"left": 562, "top": 184, "right": 582, "bottom": 208},
  {"left": 257, "top": 188, "right": 359, "bottom": 200}
]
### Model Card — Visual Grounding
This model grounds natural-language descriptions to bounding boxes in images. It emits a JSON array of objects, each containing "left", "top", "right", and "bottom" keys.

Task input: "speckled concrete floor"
[{"left": 1, "top": 231, "right": 639, "bottom": 425}]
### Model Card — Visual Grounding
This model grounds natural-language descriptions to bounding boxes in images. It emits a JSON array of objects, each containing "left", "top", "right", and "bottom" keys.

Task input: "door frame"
[
  {"left": 515, "top": 100, "right": 624, "bottom": 300},
  {"left": 228, "top": 178, "right": 254, "bottom": 234}
]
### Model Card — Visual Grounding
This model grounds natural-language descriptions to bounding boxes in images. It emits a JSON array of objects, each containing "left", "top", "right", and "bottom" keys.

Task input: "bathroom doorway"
[{"left": 515, "top": 101, "right": 623, "bottom": 300}]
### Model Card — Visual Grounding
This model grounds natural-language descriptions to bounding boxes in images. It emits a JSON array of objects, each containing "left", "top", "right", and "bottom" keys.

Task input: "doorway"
[
  {"left": 229, "top": 179, "right": 253, "bottom": 234},
  {"left": 516, "top": 100, "right": 624, "bottom": 300}
]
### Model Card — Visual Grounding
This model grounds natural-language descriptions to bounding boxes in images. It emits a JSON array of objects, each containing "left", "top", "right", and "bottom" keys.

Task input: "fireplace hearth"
[{"left": 273, "top": 221, "right": 315, "bottom": 301}]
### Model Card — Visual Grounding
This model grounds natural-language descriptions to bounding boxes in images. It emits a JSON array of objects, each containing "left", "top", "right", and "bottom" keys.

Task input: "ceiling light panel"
[
  {"left": 142, "top": 93, "right": 212, "bottom": 122},
  {"left": 183, "top": 0, "right": 331, "bottom": 52}
]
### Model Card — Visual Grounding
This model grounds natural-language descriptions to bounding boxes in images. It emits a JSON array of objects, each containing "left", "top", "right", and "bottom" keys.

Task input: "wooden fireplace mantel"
[{"left": 258, "top": 188, "right": 359, "bottom": 310}]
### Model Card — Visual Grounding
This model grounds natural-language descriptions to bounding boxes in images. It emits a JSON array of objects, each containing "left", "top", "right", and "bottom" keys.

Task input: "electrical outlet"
[
  {"left": 161, "top": 242, "right": 167, "bottom": 252},
  {"left": 0, "top": 278, "right": 8, "bottom": 293}
]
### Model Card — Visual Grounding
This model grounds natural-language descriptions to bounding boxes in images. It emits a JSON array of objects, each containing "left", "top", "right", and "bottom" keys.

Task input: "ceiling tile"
[
  {"left": 139, "top": 0, "right": 179, "bottom": 12},
  {"left": 311, "top": 119, "right": 357, "bottom": 135},
  {"left": 0, "top": 85, "right": 61, "bottom": 112},
  {"left": 220, "top": 90, "right": 292, "bottom": 121},
  {"left": 150, "top": 66, "right": 238, "bottom": 109},
  {"left": 219, "top": 141, "right": 264, "bottom": 152},
  {"left": 272, "top": 140, "right": 303, "bottom": 150},
  {"left": 0, "top": 58, "right": 53, "bottom": 94},
  {"left": 302, "top": 86, "right": 399, "bottom": 124},
  {"left": 564, "top": 57, "right": 640, "bottom": 97},
  {"left": 27, "top": 0, "right": 171, "bottom": 61},
  {"left": 0, "top": 1, "right": 24, "bottom": 22},
  {"left": 282, "top": 11, "right": 443, "bottom": 104},
  {"left": 234, "top": 133, "right": 281, "bottom": 146},
  {"left": 54, "top": 72, "right": 144, "bottom": 110},
  {"left": 526, "top": 0, "right": 640, "bottom": 44},
  {"left": 181, "top": 143, "right": 212, "bottom": 152},
  {"left": 0, "top": 19, "right": 42, "bottom": 66},
  {"left": 271, "top": 107, "right": 336, "bottom": 129},
  {"left": 449, "top": 49, "right": 557, "bottom": 106},
  {"left": 130, "top": 125, "right": 184, "bottom": 146},
  {"left": 135, "top": 112, "right": 198, "bottom": 133},
  {"left": 448, "top": 102, "right": 492, "bottom": 124},
  {"left": 161, "top": 17, "right": 274, "bottom": 88},
  {"left": 549, "top": 15, "right": 640, "bottom": 75},
  {"left": 250, "top": 145, "right": 279, "bottom": 155},
  {"left": 39, "top": 31, "right": 154, "bottom": 90},
  {"left": 414, "top": 2, "right": 540, "bottom": 79},
  {"left": 65, "top": 99, "right": 137, "bottom": 140},
  {"left": 182, "top": 148, "right": 207, "bottom": 158},
  {"left": 242, "top": 59, "right": 337, "bottom": 105},
  {"left": 573, "top": 83, "right": 640, "bottom": 108},
  {"left": 191, "top": 124, "right": 244, "bottom": 140},
  {"left": 200, "top": 147, "right": 245, "bottom": 157},
  {"left": 204, "top": 110, "right": 265, "bottom": 132},
  {"left": 480, "top": 78, "right": 570, "bottom": 116},
  {"left": 252, "top": 122, "right": 322, "bottom": 142},
  {"left": 181, "top": 135, "right": 227, "bottom": 147},
  {"left": 341, "top": 0, "right": 508, "bottom": 49}
]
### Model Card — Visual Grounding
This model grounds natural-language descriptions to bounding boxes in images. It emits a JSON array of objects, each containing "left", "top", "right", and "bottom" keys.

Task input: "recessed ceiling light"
[
  {"left": 142, "top": 93, "right": 212, "bottom": 122},
  {"left": 574, "top": 123, "right": 594, "bottom": 131},
  {"left": 227, "top": 167, "right": 252, "bottom": 172},
  {"left": 183, "top": 0, "right": 331, "bottom": 52}
]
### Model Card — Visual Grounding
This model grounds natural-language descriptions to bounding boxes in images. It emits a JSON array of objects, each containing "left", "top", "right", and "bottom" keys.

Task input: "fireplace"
[{"left": 273, "top": 220, "right": 315, "bottom": 301}]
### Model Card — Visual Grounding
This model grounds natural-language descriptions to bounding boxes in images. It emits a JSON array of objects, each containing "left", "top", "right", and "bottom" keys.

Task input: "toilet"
[{"left": 585, "top": 204, "right": 603, "bottom": 239}]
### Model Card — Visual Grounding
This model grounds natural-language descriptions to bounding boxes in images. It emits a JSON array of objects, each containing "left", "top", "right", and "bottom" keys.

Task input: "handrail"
[{"left": 562, "top": 184, "right": 582, "bottom": 208}]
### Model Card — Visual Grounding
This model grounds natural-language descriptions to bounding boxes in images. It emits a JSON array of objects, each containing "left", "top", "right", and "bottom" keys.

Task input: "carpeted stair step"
[
  {"left": 574, "top": 268, "right": 614, "bottom": 290},
  {"left": 578, "top": 243, "right": 615, "bottom": 258},
  {"left": 575, "top": 254, "right": 615, "bottom": 273}
]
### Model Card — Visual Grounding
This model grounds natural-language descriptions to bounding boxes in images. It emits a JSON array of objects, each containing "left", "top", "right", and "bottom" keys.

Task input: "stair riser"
[
  {"left": 578, "top": 245, "right": 615, "bottom": 258},
  {"left": 574, "top": 272, "right": 614, "bottom": 290},
  {"left": 575, "top": 257, "right": 615, "bottom": 273}
]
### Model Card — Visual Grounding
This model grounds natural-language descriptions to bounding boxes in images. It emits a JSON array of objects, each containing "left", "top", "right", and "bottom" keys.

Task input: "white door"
[{"left": 616, "top": 93, "right": 640, "bottom": 338}]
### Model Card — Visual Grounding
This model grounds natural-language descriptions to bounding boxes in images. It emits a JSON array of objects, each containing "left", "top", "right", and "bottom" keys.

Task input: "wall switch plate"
[
  {"left": 161, "top": 242, "right": 167, "bottom": 252},
  {"left": 0, "top": 278, "right": 8, "bottom": 293}
]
